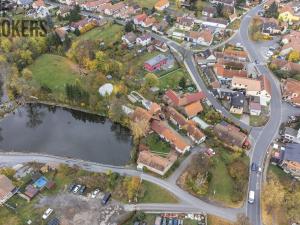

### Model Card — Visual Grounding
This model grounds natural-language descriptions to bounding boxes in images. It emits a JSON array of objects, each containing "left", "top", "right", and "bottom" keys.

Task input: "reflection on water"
[{"left": 0, "top": 103, "right": 132, "bottom": 166}]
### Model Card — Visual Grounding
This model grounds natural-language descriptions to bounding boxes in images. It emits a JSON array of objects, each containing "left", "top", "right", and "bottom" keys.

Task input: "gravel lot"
[{"left": 37, "top": 193, "right": 125, "bottom": 225}]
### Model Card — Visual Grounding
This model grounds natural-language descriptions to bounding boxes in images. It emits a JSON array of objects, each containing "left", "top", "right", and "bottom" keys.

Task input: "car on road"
[
  {"left": 102, "top": 193, "right": 111, "bottom": 205},
  {"left": 79, "top": 185, "right": 86, "bottom": 195},
  {"left": 248, "top": 190, "right": 255, "bottom": 204},
  {"left": 73, "top": 185, "right": 81, "bottom": 194},
  {"left": 42, "top": 208, "right": 53, "bottom": 220},
  {"left": 68, "top": 183, "right": 76, "bottom": 193},
  {"left": 266, "top": 51, "right": 273, "bottom": 57},
  {"left": 91, "top": 189, "right": 100, "bottom": 198},
  {"left": 251, "top": 162, "right": 257, "bottom": 171}
]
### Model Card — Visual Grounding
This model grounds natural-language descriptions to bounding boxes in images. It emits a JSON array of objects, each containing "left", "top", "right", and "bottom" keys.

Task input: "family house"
[
  {"left": 186, "top": 30, "right": 214, "bottom": 46},
  {"left": 163, "top": 90, "right": 206, "bottom": 107},
  {"left": 137, "top": 148, "right": 177, "bottom": 176},
  {"left": 261, "top": 18, "right": 281, "bottom": 35},
  {"left": 214, "top": 122, "right": 248, "bottom": 148},
  {"left": 281, "top": 78, "right": 300, "bottom": 106},
  {"left": 230, "top": 92, "right": 245, "bottom": 115},
  {"left": 186, "top": 124, "right": 206, "bottom": 144},
  {"left": 183, "top": 101, "right": 203, "bottom": 118},
  {"left": 0, "top": 175, "right": 16, "bottom": 205},
  {"left": 280, "top": 143, "right": 300, "bottom": 179},
  {"left": 175, "top": 16, "right": 195, "bottom": 31},
  {"left": 56, "top": 5, "right": 73, "bottom": 18},
  {"left": 104, "top": 2, "right": 125, "bottom": 15},
  {"left": 249, "top": 102, "right": 262, "bottom": 116},
  {"left": 136, "top": 34, "right": 152, "bottom": 46},
  {"left": 134, "top": 13, "right": 148, "bottom": 25},
  {"left": 210, "top": 0, "right": 235, "bottom": 7},
  {"left": 152, "top": 20, "right": 169, "bottom": 35},
  {"left": 223, "top": 49, "right": 248, "bottom": 63},
  {"left": 151, "top": 120, "right": 191, "bottom": 154},
  {"left": 144, "top": 54, "right": 168, "bottom": 72},
  {"left": 278, "top": 3, "right": 300, "bottom": 23},
  {"left": 281, "top": 30, "right": 300, "bottom": 45},
  {"left": 141, "top": 17, "right": 157, "bottom": 28},
  {"left": 132, "top": 107, "right": 152, "bottom": 123},
  {"left": 200, "top": 17, "right": 228, "bottom": 29},
  {"left": 32, "top": 0, "right": 45, "bottom": 9},
  {"left": 155, "top": 0, "right": 169, "bottom": 11},
  {"left": 283, "top": 127, "right": 299, "bottom": 142},
  {"left": 122, "top": 32, "right": 137, "bottom": 46},
  {"left": 202, "top": 6, "right": 217, "bottom": 17},
  {"left": 165, "top": 106, "right": 188, "bottom": 129},
  {"left": 213, "top": 63, "right": 248, "bottom": 83},
  {"left": 81, "top": 0, "right": 111, "bottom": 11}
]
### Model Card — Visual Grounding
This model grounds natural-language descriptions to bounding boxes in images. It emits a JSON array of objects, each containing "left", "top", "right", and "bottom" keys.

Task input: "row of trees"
[{"left": 65, "top": 84, "right": 90, "bottom": 103}]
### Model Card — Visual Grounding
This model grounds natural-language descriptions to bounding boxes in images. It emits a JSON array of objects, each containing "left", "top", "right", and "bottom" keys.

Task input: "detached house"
[
  {"left": 141, "top": 17, "right": 156, "bottom": 28},
  {"left": 152, "top": 20, "right": 169, "bottom": 35},
  {"left": 144, "top": 54, "right": 168, "bottom": 72},
  {"left": 282, "top": 78, "right": 300, "bottom": 107},
  {"left": 186, "top": 124, "right": 206, "bottom": 144},
  {"left": 214, "top": 63, "right": 248, "bottom": 83},
  {"left": 261, "top": 18, "right": 281, "bottom": 35},
  {"left": 154, "top": 0, "right": 169, "bottom": 11},
  {"left": 278, "top": 3, "right": 300, "bottom": 23},
  {"left": 214, "top": 122, "right": 248, "bottom": 149},
  {"left": 134, "top": 13, "right": 147, "bottom": 25},
  {"left": 175, "top": 16, "right": 195, "bottom": 31},
  {"left": 122, "top": 32, "right": 137, "bottom": 46},
  {"left": 104, "top": 2, "right": 125, "bottom": 16},
  {"left": 0, "top": 175, "right": 16, "bottom": 205},
  {"left": 223, "top": 49, "right": 248, "bottom": 63},
  {"left": 230, "top": 92, "right": 245, "bottom": 115},
  {"left": 280, "top": 143, "right": 300, "bottom": 179},
  {"left": 136, "top": 34, "right": 152, "bottom": 46},
  {"left": 210, "top": 0, "right": 235, "bottom": 7},
  {"left": 202, "top": 6, "right": 217, "bottom": 17},
  {"left": 186, "top": 30, "right": 214, "bottom": 46},
  {"left": 151, "top": 120, "right": 191, "bottom": 154}
]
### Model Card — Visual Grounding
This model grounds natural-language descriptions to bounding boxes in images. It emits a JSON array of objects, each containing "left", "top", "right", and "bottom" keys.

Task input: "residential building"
[
  {"left": 210, "top": 0, "right": 235, "bottom": 7},
  {"left": 200, "top": 17, "right": 228, "bottom": 29},
  {"left": 186, "top": 124, "right": 206, "bottom": 144},
  {"left": 195, "top": 50, "right": 217, "bottom": 65},
  {"left": 152, "top": 20, "right": 169, "bottom": 35},
  {"left": 202, "top": 6, "right": 217, "bottom": 17},
  {"left": 281, "top": 30, "right": 300, "bottom": 45},
  {"left": 137, "top": 146, "right": 177, "bottom": 176},
  {"left": 230, "top": 92, "right": 245, "bottom": 115},
  {"left": 175, "top": 16, "right": 195, "bottom": 31},
  {"left": 214, "top": 63, "right": 248, "bottom": 83},
  {"left": 284, "top": 127, "right": 298, "bottom": 142},
  {"left": 281, "top": 78, "right": 300, "bottom": 106},
  {"left": 0, "top": 175, "right": 16, "bottom": 205},
  {"left": 55, "top": 27, "right": 68, "bottom": 42},
  {"left": 104, "top": 2, "right": 125, "bottom": 15},
  {"left": 249, "top": 102, "right": 262, "bottom": 116},
  {"left": 134, "top": 13, "right": 147, "bottom": 25},
  {"left": 280, "top": 143, "right": 300, "bottom": 179},
  {"left": 151, "top": 120, "right": 191, "bottom": 154},
  {"left": 70, "top": 18, "right": 96, "bottom": 31},
  {"left": 132, "top": 107, "right": 152, "bottom": 123},
  {"left": 223, "top": 49, "right": 248, "bottom": 62},
  {"left": 56, "top": 5, "right": 73, "bottom": 18},
  {"left": 122, "top": 32, "right": 137, "bottom": 46},
  {"left": 163, "top": 90, "right": 206, "bottom": 107},
  {"left": 81, "top": 0, "right": 111, "bottom": 11},
  {"left": 261, "top": 18, "right": 281, "bottom": 35},
  {"left": 183, "top": 101, "right": 203, "bottom": 118},
  {"left": 186, "top": 30, "right": 214, "bottom": 46},
  {"left": 154, "top": 0, "right": 169, "bottom": 11},
  {"left": 278, "top": 3, "right": 300, "bottom": 23},
  {"left": 136, "top": 34, "right": 152, "bottom": 46},
  {"left": 214, "top": 122, "right": 248, "bottom": 148},
  {"left": 144, "top": 54, "right": 168, "bottom": 72},
  {"left": 153, "top": 39, "right": 169, "bottom": 52},
  {"left": 141, "top": 17, "right": 156, "bottom": 28},
  {"left": 165, "top": 106, "right": 188, "bottom": 129},
  {"left": 32, "top": 0, "right": 45, "bottom": 9}
]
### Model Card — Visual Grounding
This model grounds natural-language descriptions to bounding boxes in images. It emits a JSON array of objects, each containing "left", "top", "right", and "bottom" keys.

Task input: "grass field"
[
  {"left": 29, "top": 54, "right": 79, "bottom": 93},
  {"left": 75, "top": 23, "right": 123, "bottom": 45},
  {"left": 159, "top": 68, "right": 191, "bottom": 90},
  {"left": 125, "top": 0, "right": 157, "bottom": 8},
  {"left": 139, "top": 181, "right": 178, "bottom": 203}
]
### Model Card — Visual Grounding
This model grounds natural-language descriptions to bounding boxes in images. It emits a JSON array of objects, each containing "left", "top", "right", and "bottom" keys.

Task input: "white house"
[
  {"left": 136, "top": 34, "right": 152, "bottom": 46},
  {"left": 249, "top": 102, "right": 262, "bottom": 116}
]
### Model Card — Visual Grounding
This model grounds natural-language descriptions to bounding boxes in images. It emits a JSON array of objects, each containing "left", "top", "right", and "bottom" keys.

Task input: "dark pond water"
[{"left": 0, "top": 103, "right": 132, "bottom": 165}]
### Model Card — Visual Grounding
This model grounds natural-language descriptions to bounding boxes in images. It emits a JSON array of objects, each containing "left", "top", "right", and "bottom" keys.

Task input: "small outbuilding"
[{"left": 98, "top": 83, "right": 114, "bottom": 96}]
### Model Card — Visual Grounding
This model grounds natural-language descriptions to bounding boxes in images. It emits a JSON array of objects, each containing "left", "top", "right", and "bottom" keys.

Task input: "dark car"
[
  {"left": 68, "top": 183, "right": 76, "bottom": 193},
  {"left": 251, "top": 163, "right": 257, "bottom": 171},
  {"left": 79, "top": 185, "right": 86, "bottom": 195},
  {"left": 102, "top": 193, "right": 111, "bottom": 205}
]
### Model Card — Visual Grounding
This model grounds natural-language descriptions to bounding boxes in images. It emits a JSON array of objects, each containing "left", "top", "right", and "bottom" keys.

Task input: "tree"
[
  {"left": 67, "top": 5, "right": 81, "bottom": 22},
  {"left": 234, "top": 214, "right": 251, "bottom": 225},
  {"left": 288, "top": 51, "right": 300, "bottom": 62},
  {"left": 109, "top": 97, "right": 126, "bottom": 122},
  {"left": 265, "top": 2, "right": 278, "bottom": 18},
  {"left": 179, "top": 76, "right": 187, "bottom": 89},
  {"left": 21, "top": 68, "right": 32, "bottom": 80},
  {"left": 284, "top": 190, "right": 300, "bottom": 223},
  {"left": 130, "top": 119, "right": 149, "bottom": 143},
  {"left": 144, "top": 73, "right": 159, "bottom": 87},
  {"left": 125, "top": 21, "right": 135, "bottom": 32},
  {"left": 124, "top": 176, "right": 142, "bottom": 202},
  {"left": 216, "top": 3, "right": 224, "bottom": 17},
  {"left": 0, "top": 168, "right": 16, "bottom": 179}
]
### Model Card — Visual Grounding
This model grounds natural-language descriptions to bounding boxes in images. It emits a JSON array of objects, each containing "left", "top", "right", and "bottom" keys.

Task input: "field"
[
  {"left": 29, "top": 54, "right": 80, "bottom": 93},
  {"left": 75, "top": 23, "right": 123, "bottom": 45},
  {"left": 139, "top": 181, "right": 178, "bottom": 203},
  {"left": 159, "top": 68, "right": 192, "bottom": 90},
  {"left": 125, "top": 0, "right": 157, "bottom": 8}
]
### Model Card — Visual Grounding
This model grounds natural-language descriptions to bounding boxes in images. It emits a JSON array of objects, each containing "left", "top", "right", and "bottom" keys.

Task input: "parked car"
[
  {"left": 102, "top": 193, "right": 111, "bottom": 205},
  {"left": 42, "top": 208, "right": 53, "bottom": 220},
  {"left": 79, "top": 185, "right": 86, "bottom": 195},
  {"left": 251, "top": 162, "right": 257, "bottom": 171},
  {"left": 68, "top": 183, "right": 76, "bottom": 193},
  {"left": 91, "top": 189, "right": 100, "bottom": 198},
  {"left": 73, "top": 185, "right": 81, "bottom": 194}
]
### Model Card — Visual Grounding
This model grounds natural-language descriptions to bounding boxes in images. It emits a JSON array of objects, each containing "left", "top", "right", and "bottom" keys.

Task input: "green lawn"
[
  {"left": 159, "top": 68, "right": 191, "bottom": 90},
  {"left": 125, "top": 0, "right": 157, "bottom": 8},
  {"left": 143, "top": 133, "right": 171, "bottom": 156},
  {"left": 29, "top": 54, "right": 79, "bottom": 93},
  {"left": 250, "top": 115, "right": 268, "bottom": 127},
  {"left": 139, "top": 181, "right": 178, "bottom": 203},
  {"left": 75, "top": 23, "right": 123, "bottom": 45},
  {"left": 208, "top": 158, "right": 234, "bottom": 204}
]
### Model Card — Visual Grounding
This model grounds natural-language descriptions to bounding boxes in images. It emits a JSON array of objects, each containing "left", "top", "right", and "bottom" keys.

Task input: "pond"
[{"left": 0, "top": 103, "right": 133, "bottom": 166}]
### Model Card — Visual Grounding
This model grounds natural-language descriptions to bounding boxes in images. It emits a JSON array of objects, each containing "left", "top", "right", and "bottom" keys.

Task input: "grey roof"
[
  {"left": 145, "top": 54, "right": 167, "bottom": 66},
  {"left": 283, "top": 143, "right": 300, "bottom": 163},
  {"left": 284, "top": 127, "right": 298, "bottom": 137},
  {"left": 231, "top": 92, "right": 245, "bottom": 107},
  {"left": 18, "top": 0, "right": 33, "bottom": 5}
]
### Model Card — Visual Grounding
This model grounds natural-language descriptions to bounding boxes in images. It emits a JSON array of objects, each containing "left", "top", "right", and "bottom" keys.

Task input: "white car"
[
  {"left": 42, "top": 208, "right": 53, "bottom": 220},
  {"left": 73, "top": 185, "right": 81, "bottom": 194},
  {"left": 266, "top": 51, "right": 274, "bottom": 57},
  {"left": 91, "top": 189, "right": 100, "bottom": 198}
]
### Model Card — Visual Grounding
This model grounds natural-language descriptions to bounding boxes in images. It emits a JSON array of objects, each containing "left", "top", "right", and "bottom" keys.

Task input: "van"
[
  {"left": 248, "top": 190, "right": 255, "bottom": 204},
  {"left": 102, "top": 193, "right": 111, "bottom": 205},
  {"left": 42, "top": 208, "right": 53, "bottom": 220}
]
